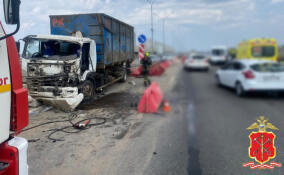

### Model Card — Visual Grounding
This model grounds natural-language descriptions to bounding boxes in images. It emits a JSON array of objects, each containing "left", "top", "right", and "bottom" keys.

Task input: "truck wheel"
[
  {"left": 120, "top": 69, "right": 127, "bottom": 83},
  {"left": 81, "top": 80, "right": 95, "bottom": 101}
]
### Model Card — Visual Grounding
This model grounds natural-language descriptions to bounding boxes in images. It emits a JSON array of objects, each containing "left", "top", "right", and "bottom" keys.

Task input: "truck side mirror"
[
  {"left": 0, "top": 0, "right": 21, "bottom": 41},
  {"left": 16, "top": 41, "right": 20, "bottom": 52},
  {"left": 4, "top": 0, "right": 20, "bottom": 25}
]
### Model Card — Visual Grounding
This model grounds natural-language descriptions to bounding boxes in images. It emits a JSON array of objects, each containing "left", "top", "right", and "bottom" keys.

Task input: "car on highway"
[
  {"left": 216, "top": 59, "right": 284, "bottom": 96},
  {"left": 184, "top": 54, "right": 209, "bottom": 71},
  {"left": 210, "top": 46, "right": 228, "bottom": 64}
]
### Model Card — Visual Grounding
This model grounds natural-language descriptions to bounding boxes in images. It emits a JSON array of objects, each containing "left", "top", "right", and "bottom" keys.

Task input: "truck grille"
[{"left": 26, "top": 75, "right": 69, "bottom": 92}]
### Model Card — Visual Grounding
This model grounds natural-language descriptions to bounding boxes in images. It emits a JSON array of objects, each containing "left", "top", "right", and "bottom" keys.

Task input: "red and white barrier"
[{"left": 139, "top": 44, "right": 145, "bottom": 60}]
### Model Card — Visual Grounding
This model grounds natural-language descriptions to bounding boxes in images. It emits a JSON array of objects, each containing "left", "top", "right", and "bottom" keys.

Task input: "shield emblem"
[{"left": 249, "top": 132, "right": 276, "bottom": 164}]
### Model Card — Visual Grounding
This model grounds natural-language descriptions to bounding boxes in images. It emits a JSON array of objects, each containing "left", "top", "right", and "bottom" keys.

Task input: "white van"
[{"left": 210, "top": 46, "right": 228, "bottom": 64}]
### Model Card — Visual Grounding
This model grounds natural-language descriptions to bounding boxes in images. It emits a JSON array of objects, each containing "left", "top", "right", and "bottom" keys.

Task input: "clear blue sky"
[{"left": 1, "top": 0, "right": 284, "bottom": 52}]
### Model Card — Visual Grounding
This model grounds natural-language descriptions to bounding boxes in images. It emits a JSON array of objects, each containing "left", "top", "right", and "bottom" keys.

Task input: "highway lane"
[
  {"left": 145, "top": 65, "right": 284, "bottom": 175},
  {"left": 183, "top": 66, "right": 284, "bottom": 174},
  {"left": 61, "top": 64, "right": 284, "bottom": 175}
]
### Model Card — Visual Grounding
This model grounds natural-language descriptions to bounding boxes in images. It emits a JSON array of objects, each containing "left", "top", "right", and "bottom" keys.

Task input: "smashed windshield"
[{"left": 23, "top": 39, "right": 81, "bottom": 60}]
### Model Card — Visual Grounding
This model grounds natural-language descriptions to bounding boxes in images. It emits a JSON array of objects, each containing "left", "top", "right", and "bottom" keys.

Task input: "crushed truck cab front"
[{"left": 22, "top": 35, "right": 97, "bottom": 111}]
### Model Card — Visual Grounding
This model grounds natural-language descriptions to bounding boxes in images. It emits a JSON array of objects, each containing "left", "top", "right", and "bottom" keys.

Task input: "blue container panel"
[
  {"left": 120, "top": 24, "right": 126, "bottom": 62},
  {"left": 50, "top": 14, "right": 134, "bottom": 66},
  {"left": 103, "top": 28, "right": 113, "bottom": 65},
  {"left": 112, "top": 20, "right": 120, "bottom": 63},
  {"left": 50, "top": 15, "right": 98, "bottom": 37},
  {"left": 96, "top": 44, "right": 104, "bottom": 63},
  {"left": 126, "top": 28, "right": 131, "bottom": 59}
]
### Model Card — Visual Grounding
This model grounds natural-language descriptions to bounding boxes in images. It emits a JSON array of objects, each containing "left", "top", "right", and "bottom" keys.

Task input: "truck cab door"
[
  {"left": 0, "top": 26, "right": 11, "bottom": 144},
  {"left": 89, "top": 41, "right": 97, "bottom": 72},
  {"left": 81, "top": 43, "right": 90, "bottom": 74}
]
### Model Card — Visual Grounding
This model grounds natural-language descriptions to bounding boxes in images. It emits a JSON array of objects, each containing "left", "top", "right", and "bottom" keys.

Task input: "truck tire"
[
  {"left": 120, "top": 69, "right": 127, "bottom": 83},
  {"left": 81, "top": 80, "right": 95, "bottom": 101}
]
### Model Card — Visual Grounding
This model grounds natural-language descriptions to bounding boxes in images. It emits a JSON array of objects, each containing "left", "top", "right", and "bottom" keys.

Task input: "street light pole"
[
  {"left": 151, "top": 2, "right": 154, "bottom": 53},
  {"left": 162, "top": 19, "right": 165, "bottom": 55},
  {"left": 147, "top": 0, "right": 154, "bottom": 53}
]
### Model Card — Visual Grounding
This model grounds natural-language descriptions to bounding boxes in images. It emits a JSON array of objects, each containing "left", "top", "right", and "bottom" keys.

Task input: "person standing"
[{"left": 141, "top": 52, "right": 152, "bottom": 86}]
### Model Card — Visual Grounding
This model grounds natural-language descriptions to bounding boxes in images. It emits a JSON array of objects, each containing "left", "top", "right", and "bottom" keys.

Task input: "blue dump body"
[{"left": 49, "top": 13, "right": 135, "bottom": 66}]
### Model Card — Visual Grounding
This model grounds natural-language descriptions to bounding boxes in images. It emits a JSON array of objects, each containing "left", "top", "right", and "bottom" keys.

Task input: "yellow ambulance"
[{"left": 237, "top": 38, "right": 278, "bottom": 61}]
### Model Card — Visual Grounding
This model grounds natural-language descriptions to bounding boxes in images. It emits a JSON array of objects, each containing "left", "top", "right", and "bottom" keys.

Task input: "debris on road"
[
  {"left": 113, "top": 126, "right": 129, "bottom": 139},
  {"left": 128, "top": 80, "right": 136, "bottom": 86},
  {"left": 28, "top": 95, "right": 41, "bottom": 108}
]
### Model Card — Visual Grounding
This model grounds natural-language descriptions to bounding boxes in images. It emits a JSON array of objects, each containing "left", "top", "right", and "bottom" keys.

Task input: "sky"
[{"left": 1, "top": 0, "right": 284, "bottom": 52}]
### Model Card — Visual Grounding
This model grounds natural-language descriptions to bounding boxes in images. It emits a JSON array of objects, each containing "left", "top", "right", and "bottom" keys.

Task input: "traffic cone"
[{"left": 163, "top": 99, "right": 171, "bottom": 112}]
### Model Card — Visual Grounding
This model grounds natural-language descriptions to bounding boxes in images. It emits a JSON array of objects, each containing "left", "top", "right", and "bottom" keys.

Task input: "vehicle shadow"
[
  {"left": 218, "top": 85, "right": 284, "bottom": 100},
  {"left": 183, "top": 69, "right": 209, "bottom": 73}
]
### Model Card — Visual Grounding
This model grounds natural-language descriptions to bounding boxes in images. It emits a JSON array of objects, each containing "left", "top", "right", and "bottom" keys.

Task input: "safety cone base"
[{"left": 163, "top": 100, "right": 171, "bottom": 112}]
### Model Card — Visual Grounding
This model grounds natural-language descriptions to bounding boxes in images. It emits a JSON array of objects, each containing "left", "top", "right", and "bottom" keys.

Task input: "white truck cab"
[
  {"left": 210, "top": 46, "right": 228, "bottom": 64},
  {"left": 21, "top": 34, "right": 97, "bottom": 111}
]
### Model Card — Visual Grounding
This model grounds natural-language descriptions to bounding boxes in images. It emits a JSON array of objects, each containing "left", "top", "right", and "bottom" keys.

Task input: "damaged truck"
[{"left": 21, "top": 14, "right": 135, "bottom": 111}]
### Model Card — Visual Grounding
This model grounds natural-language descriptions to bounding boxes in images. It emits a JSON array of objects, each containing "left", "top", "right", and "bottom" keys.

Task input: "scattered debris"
[
  {"left": 113, "top": 126, "right": 129, "bottom": 139},
  {"left": 42, "top": 106, "right": 53, "bottom": 113},
  {"left": 128, "top": 80, "right": 136, "bottom": 86},
  {"left": 28, "top": 95, "right": 41, "bottom": 108},
  {"left": 28, "top": 138, "right": 40, "bottom": 143}
]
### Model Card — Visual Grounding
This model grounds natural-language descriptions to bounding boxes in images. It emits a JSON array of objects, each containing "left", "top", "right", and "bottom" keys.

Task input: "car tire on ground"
[
  {"left": 235, "top": 82, "right": 245, "bottom": 97},
  {"left": 81, "top": 80, "right": 95, "bottom": 101},
  {"left": 216, "top": 75, "right": 222, "bottom": 87}
]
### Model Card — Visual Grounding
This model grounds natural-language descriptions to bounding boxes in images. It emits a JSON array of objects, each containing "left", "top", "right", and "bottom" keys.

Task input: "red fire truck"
[{"left": 0, "top": 0, "right": 29, "bottom": 174}]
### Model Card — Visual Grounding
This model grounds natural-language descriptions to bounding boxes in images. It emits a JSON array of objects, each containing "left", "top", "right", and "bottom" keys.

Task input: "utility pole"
[
  {"left": 162, "top": 19, "right": 165, "bottom": 55},
  {"left": 147, "top": 0, "right": 154, "bottom": 53}
]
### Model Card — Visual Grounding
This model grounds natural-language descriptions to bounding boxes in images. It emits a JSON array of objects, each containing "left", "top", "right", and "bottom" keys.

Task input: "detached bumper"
[
  {"left": 29, "top": 87, "right": 84, "bottom": 111},
  {"left": 38, "top": 94, "right": 84, "bottom": 112}
]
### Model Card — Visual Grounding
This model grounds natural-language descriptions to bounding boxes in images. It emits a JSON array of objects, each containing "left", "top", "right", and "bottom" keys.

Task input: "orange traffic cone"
[{"left": 163, "top": 99, "right": 171, "bottom": 112}]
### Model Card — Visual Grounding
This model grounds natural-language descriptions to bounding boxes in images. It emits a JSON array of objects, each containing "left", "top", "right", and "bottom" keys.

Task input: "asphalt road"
[{"left": 142, "top": 66, "right": 284, "bottom": 175}]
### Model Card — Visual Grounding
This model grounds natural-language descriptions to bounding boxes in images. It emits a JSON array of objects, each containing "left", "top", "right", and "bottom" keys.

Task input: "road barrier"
[
  {"left": 138, "top": 82, "right": 163, "bottom": 113},
  {"left": 131, "top": 60, "right": 174, "bottom": 77}
]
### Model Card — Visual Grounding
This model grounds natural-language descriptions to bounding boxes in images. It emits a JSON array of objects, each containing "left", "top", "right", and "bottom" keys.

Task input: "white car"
[
  {"left": 184, "top": 54, "right": 209, "bottom": 71},
  {"left": 216, "top": 59, "right": 284, "bottom": 96}
]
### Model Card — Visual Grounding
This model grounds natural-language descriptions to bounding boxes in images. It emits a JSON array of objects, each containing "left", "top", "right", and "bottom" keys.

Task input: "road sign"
[{"left": 138, "top": 34, "right": 147, "bottom": 44}]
